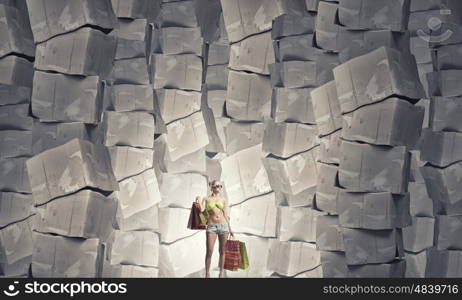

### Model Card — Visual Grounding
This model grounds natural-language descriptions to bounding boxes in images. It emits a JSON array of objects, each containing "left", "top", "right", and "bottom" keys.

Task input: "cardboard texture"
[
  {"left": 207, "top": 42, "right": 229, "bottom": 66},
  {"left": 225, "top": 121, "right": 264, "bottom": 156},
  {"left": 113, "top": 18, "right": 148, "bottom": 60},
  {"left": 267, "top": 240, "right": 321, "bottom": 277},
  {"left": 333, "top": 47, "right": 425, "bottom": 114},
  {"left": 0, "top": 130, "right": 32, "bottom": 158},
  {"left": 164, "top": 111, "right": 209, "bottom": 162},
  {"left": 220, "top": 144, "right": 271, "bottom": 205},
  {"left": 105, "top": 230, "right": 159, "bottom": 267},
  {"left": 436, "top": 215, "right": 462, "bottom": 251},
  {"left": 108, "top": 146, "right": 153, "bottom": 182},
  {"left": 339, "top": 141, "right": 410, "bottom": 195},
  {"left": 403, "top": 217, "right": 435, "bottom": 253},
  {"left": 0, "top": 192, "right": 33, "bottom": 227},
  {"left": 111, "top": 0, "right": 155, "bottom": 19},
  {"left": 151, "top": 26, "right": 203, "bottom": 56},
  {"left": 0, "top": 157, "right": 31, "bottom": 193},
  {"left": 32, "top": 232, "right": 101, "bottom": 277},
  {"left": 98, "top": 111, "right": 155, "bottom": 148},
  {"left": 342, "top": 98, "right": 425, "bottom": 148},
  {"left": 103, "top": 264, "right": 158, "bottom": 278},
  {"left": 159, "top": 173, "right": 207, "bottom": 209},
  {"left": 105, "top": 84, "right": 153, "bottom": 113},
  {"left": 226, "top": 70, "right": 272, "bottom": 121},
  {"left": 428, "top": 70, "right": 462, "bottom": 98},
  {"left": 158, "top": 0, "right": 199, "bottom": 28},
  {"left": 348, "top": 260, "right": 406, "bottom": 278},
  {"left": 229, "top": 31, "right": 275, "bottom": 75},
  {"left": 270, "top": 61, "right": 321, "bottom": 89},
  {"left": 271, "top": 13, "right": 315, "bottom": 40},
  {"left": 432, "top": 44, "right": 462, "bottom": 71},
  {"left": 0, "top": 104, "right": 33, "bottom": 131},
  {"left": 111, "top": 168, "right": 161, "bottom": 220},
  {"left": 26, "top": 138, "right": 118, "bottom": 204},
  {"left": 315, "top": 215, "right": 344, "bottom": 251},
  {"left": 319, "top": 251, "right": 348, "bottom": 278},
  {"left": 318, "top": 129, "right": 342, "bottom": 165},
  {"left": 0, "top": 4, "right": 34, "bottom": 58},
  {"left": 315, "top": 1, "right": 342, "bottom": 51},
  {"left": 35, "top": 27, "right": 116, "bottom": 77},
  {"left": 426, "top": 248, "right": 462, "bottom": 277},
  {"left": 420, "top": 130, "right": 462, "bottom": 167},
  {"left": 205, "top": 65, "right": 229, "bottom": 90},
  {"left": 263, "top": 147, "right": 319, "bottom": 196},
  {"left": 271, "top": 87, "right": 316, "bottom": 124},
  {"left": 114, "top": 203, "right": 159, "bottom": 232},
  {"left": 159, "top": 207, "right": 195, "bottom": 243},
  {"left": 430, "top": 96, "right": 462, "bottom": 132},
  {"left": 0, "top": 217, "right": 33, "bottom": 266},
  {"left": 422, "top": 161, "right": 462, "bottom": 205},
  {"left": 230, "top": 192, "right": 278, "bottom": 237},
  {"left": 34, "top": 189, "right": 116, "bottom": 240},
  {"left": 263, "top": 121, "right": 318, "bottom": 158},
  {"left": 0, "top": 55, "right": 33, "bottom": 106},
  {"left": 111, "top": 57, "right": 150, "bottom": 85},
  {"left": 155, "top": 89, "right": 201, "bottom": 124},
  {"left": 315, "top": 163, "right": 341, "bottom": 215},
  {"left": 151, "top": 54, "right": 202, "bottom": 91},
  {"left": 405, "top": 250, "right": 427, "bottom": 278},
  {"left": 31, "top": 71, "right": 103, "bottom": 124},
  {"left": 409, "top": 182, "right": 436, "bottom": 218},
  {"left": 206, "top": 89, "right": 226, "bottom": 118},
  {"left": 311, "top": 81, "right": 342, "bottom": 137},
  {"left": 275, "top": 34, "right": 316, "bottom": 62},
  {"left": 275, "top": 187, "right": 316, "bottom": 208},
  {"left": 278, "top": 206, "right": 324, "bottom": 243}
]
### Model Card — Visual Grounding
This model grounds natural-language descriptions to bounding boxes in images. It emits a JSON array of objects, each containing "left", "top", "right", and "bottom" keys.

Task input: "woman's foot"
[
  {"left": 219, "top": 271, "right": 225, "bottom": 278},
  {"left": 205, "top": 272, "right": 210, "bottom": 278}
]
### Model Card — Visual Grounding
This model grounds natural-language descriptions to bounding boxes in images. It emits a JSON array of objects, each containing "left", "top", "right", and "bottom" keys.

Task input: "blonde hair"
[{"left": 209, "top": 180, "right": 221, "bottom": 188}]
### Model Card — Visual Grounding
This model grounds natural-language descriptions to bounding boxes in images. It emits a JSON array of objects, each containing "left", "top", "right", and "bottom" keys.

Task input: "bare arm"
[{"left": 195, "top": 196, "right": 206, "bottom": 212}]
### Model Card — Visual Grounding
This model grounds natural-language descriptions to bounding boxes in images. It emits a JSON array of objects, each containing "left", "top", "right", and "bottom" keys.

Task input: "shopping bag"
[
  {"left": 187, "top": 202, "right": 207, "bottom": 230},
  {"left": 238, "top": 241, "right": 249, "bottom": 270},
  {"left": 224, "top": 239, "right": 241, "bottom": 271}
]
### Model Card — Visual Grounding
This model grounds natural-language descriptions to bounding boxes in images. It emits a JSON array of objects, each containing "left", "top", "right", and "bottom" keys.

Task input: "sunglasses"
[{"left": 211, "top": 185, "right": 222, "bottom": 188}]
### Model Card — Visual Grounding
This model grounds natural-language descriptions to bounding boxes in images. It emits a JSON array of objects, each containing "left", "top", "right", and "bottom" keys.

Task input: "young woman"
[{"left": 196, "top": 180, "right": 234, "bottom": 278}]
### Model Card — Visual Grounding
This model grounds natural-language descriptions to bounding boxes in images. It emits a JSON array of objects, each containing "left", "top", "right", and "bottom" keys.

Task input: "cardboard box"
[
  {"left": 333, "top": 47, "right": 425, "bottom": 114},
  {"left": 276, "top": 187, "right": 316, "bottom": 208},
  {"left": 111, "top": 0, "right": 156, "bottom": 19},
  {"left": 151, "top": 26, "right": 203, "bottom": 56},
  {"left": 110, "top": 168, "right": 161, "bottom": 220},
  {"left": 154, "top": 136, "right": 206, "bottom": 174},
  {"left": 318, "top": 129, "right": 342, "bottom": 165},
  {"left": 339, "top": 29, "right": 410, "bottom": 63},
  {"left": 164, "top": 111, "right": 209, "bottom": 162},
  {"left": 158, "top": 0, "right": 199, "bottom": 28},
  {"left": 204, "top": 110, "right": 227, "bottom": 153},
  {"left": 26, "top": 138, "right": 118, "bottom": 204},
  {"left": 103, "top": 263, "right": 158, "bottom": 278},
  {"left": 270, "top": 61, "right": 319, "bottom": 89},
  {"left": 230, "top": 192, "right": 278, "bottom": 237},
  {"left": 430, "top": 96, "right": 462, "bottom": 132},
  {"left": 32, "top": 71, "right": 103, "bottom": 124},
  {"left": 155, "top": 89, "right": 201, "bottom": 124},
  {"left": 0, "top": 104, "right": 33, "bottom": 130},
  {"left": 220, "top": 0, "right": 306, "bottom": 43},
  {"left": 271, "top": 87, "right": 316, "bottom": 124},
  {"left": 418, "top": 63, "right": 433, "bottom": 98},
  {"left": 271, "top": 13, "right": 315, "bottom": 40},
  {"left": 105, "top": 230, "right": 159, "bottom": 267},
  {"left": 0, "top": 4, "right": 34, "bottom": 58},
  {"left": 226, "top": 70, "right": 272, "bottom": 121},
  {"left": 338, "top": 0, "right": 410, "bottom": 32},
  {"left": 420, "top": 130, "right": 462, "bottom": 168},
  {"left": 432, "top": 44, "right": 462, "bottom": 71},
  {"left": 97, "top": 111, "right": 155, "bottom": 148},
  {"left": 229, "top": 31, "right": 274, "bottom": 75},
  {"left": 159, "top": 173, "right": 207, "bottom": 209},
  {"left": 403, "top": 217, "right": 435, "bottom": 253},
  {"left": 342, "top": 228, "right": 400, "bottom": 265},
  {"left": 0, "top": 157, "right": 30, "bottom": 193},
  {"left": 151, "top": 54, "right": 202, "bottom": 91},
  {"left": 108, "top": 146, "right": 153, "bottom": 182},
  {"left": 315, "top": 163, "right": 340, "bottom": 215},
  {"left": 206, "top": 152, "right": 226, "bottom": 183},
  {"left": 159, "top": 207, "right": 196, "bottom": 243},
  {"left": 410, "top": 150, "right": 426, "bottom": 184},
  {"left": 105, "top": 84, "right": 153, "bottom": 113},
  {"left": 32, "top": 231, "right": 102, "bottom": 277},
  {"left": 114, "top": 203, "right": 159, "bottom": 232},
  {"left": 405, "top": 250, "right": 427, "bottom": 278},
  {"left": 0, "top": 55, "right": 33, "bottom": 106},
  {"left": 421, "top": 162, "right": 462, "bottom": 204},
  {"left": 315, "top": 1, "right": 342, "bottom": 52},
  {"left": 342, "top": 98, "right": 424, "bottom": 148},
  {"left": 111, "top": 57, "right": 150, "bottom": 85},
  {"left": 206, "top": 90, "right": 226, "bottom": 118},
  {"left": 207, "top": 42, "right": 229, "bottom": 66},
  {"left": 0, "top": 130, "right": 32, "bottom": 158},
  {"left": 426, "top": 248, "right": 462, "bottom": 277},
  {"left": 0, "top": 192, "right": 33, "bottom": 227},
  {"left": 0, "top": 217, "right": 33, "bottom": 266},
  {"left": 410, "top": 36, "right": 432, "bottom": 64},
  {"left": 267, "top": 240, "right": 321, "bottom": 277},
  {"left": 274, "top": 34, "right": 316, "bottom": 62},
  {"left": 205, "top": 65, "right": 229, "bottom": 90},
  {"left": 34, "top": 189, "right": 116, "bottom": 240},
  {"left": 35, "top": 27, "right": 116, "bottom": 77},
  {"left": 428, "top": 70, "right": 462, "bottom": 97},
  {"left": 278, "top": 206, "right": 324, "bottom": 243},
  {"left": 226, "top": 121, "right": 264, "bottom": 156},
  {"left": 348, "top": 260, "right": 406, "bottom": 278},
  {"left": 113, "top": 18, "right": 148, "bottom": 60},
  {"left": 263, "top": 121, "right": 318, "bottom": 158},
  {"left": 315, "top": 215, "right": 344, "bottom": 251},
  {"left": 319, "top": 251, "right": 348, "bottom": 278},
  {"left": 339, "top": 141, "right": 410, "bottom": 195},
  {"left": 409, "top": 182, "right": 436, "bottom": 218},
  {"left": 305, "top": 0, "right": 320, "bottom": 12},
  {"left": 416, "top": 98, "right": 430, "bottom": 129},
  {"left": 220, "top": 144, "right": 272, "bottom": 205},
  {"left": 263, "top": 147, "right": 319, "bottom": 196},
  {"left": 436, "top": 215, "right": 462, "bottom": 250},
  {"left": 311, "top": 81, "right": 342, "bottom": 136},
  {"left": 0, "top": 255, "right": 31, "bottom": 277},
  {"left": 32, "top": 121, "right": 90, "bottom": 155},
  {"left": 26, "top": 0, "right": 117, "bottom": 43}
]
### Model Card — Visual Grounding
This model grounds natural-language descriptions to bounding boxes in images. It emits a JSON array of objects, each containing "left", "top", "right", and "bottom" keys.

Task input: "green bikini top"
[{"left": 206, "top": 201, "right": 224, "bottom": 211}]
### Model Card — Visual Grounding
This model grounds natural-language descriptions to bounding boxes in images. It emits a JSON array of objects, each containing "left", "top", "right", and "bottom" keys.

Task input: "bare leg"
[
  {"left": 218, "top": 232, "right": 229, "bottom": 278},
  {"left": 205, "top": 232, "right": 217, "bottom": 278}
]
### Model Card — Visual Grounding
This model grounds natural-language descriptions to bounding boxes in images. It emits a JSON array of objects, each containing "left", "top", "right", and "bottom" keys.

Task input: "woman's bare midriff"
[{"left": 204, "top": 197, "right": 226, "bottom": 225}]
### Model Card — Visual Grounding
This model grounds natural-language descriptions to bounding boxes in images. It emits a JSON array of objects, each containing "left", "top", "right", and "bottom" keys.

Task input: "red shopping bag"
[
  {"left": 187, "top": 202, "right": 207, "bottom": 230},
  {"left": 224, "top": 239, "right": 242, "bottom": 271}
]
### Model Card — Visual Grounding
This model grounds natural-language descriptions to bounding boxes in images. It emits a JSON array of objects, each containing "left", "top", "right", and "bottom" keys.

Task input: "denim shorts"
[{"left": 206, "top": 223, "right": 229, "bottom": 235}]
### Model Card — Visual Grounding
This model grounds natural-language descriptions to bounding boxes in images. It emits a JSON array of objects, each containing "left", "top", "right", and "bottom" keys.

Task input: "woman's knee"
[{"left": 206, "top": 248, "right": 214, "bottom": 257}]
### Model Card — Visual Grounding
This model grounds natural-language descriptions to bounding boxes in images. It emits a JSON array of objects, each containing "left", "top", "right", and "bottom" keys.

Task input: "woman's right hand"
[{"left": 195, "top": 196, "right": 201, "bottom": 203}]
